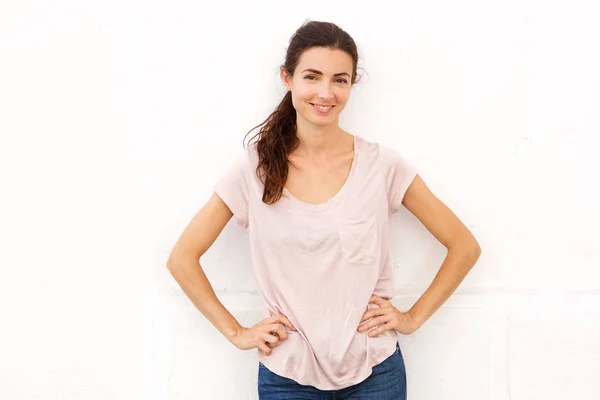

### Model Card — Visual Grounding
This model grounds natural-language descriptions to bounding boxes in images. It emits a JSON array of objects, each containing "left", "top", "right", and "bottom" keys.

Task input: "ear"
[{"left": 280, "top": 68, "right": 291, "bottom": 91}]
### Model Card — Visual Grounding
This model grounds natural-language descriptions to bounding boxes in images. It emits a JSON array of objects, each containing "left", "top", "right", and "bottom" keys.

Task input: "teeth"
[{"left": 312, "top": 104, "right": 332, "bottom": 110}]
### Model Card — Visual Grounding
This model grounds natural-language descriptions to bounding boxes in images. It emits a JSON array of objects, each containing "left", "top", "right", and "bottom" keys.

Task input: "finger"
[
  {"left": 275, "top": 325, "right": 289, "bottom": 342},
  {"left": 262, "top": 332, "right": 279, "bottom": 345},
  {"left": 266, "top": 331, "right": 279, "bottom": 347},
  {"left": 368, "top": 321, "right": 392, "bottom": 337},
  {"left": 358, "top": 315, "right": 388, "bottom": 332},
  {"left": 369, "top": 294, "right": 386, "bottom": 306},
  {"left": 357, "top": 318, "right": 373, "bottom": 332},
  {"left": 265, "top": 315, "right": 296, "bottom": 332},
  {"left": 267, "top": 326, "right": 287, "bottom": 346},
  {"left": 278, "top": 315, "right": 297, "bottom": 331},
  {"left": 358, "top": 313, "right": 373, "bottom": 326},
  {"left": 360, "top": 310, "right": 372, "bottom": 323},
  {"left": 263, "top": 324, "right": 284, "bottom": 334},
  {"left": 360, "top": 307, "right": 388, "bottom": 323},
  {"left": 259, "top": 342, "right": 272, "bottom": 355},
  {"left": 265, "top": 315, "right": 282, "bottom": 324}
]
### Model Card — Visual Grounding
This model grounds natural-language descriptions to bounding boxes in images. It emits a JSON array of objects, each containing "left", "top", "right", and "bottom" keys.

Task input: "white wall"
[{"left": 1, "top": 0, "right": 598, "bottom": 399}]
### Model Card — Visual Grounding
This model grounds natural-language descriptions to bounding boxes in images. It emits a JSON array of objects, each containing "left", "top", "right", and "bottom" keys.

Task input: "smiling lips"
[{"left": 309, "top": 103, "right": 335, "bottom": 113}]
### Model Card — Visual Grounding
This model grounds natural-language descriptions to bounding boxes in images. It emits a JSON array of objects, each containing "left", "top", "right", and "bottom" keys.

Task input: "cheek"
[
  {"left": 293, "top": 87, "right": 314, "bottom": 102},
  {"left": 335, "top": 89, "right": 351, "bottom": 103},
  {"left": 291, "top": 91, "right": 316, "bottom": 113}
]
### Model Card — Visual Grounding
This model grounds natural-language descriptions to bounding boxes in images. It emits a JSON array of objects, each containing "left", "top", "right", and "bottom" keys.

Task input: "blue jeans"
[{"left": 258, "top": 341, "right": 407, "bottom": 399}]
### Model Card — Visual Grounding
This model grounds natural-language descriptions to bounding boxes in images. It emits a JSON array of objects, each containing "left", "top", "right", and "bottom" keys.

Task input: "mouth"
[{"left": 309, "top": 103, "right": 336, "bottom": 114}]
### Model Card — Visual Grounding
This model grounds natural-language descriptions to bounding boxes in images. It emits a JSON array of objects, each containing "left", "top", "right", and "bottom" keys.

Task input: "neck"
[{"left": 294, "top": 117, "right": 348, "bottom": 159}]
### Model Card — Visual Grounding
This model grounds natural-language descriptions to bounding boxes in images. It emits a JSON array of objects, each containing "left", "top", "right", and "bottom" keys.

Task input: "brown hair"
[{"left": 243, "top": 20, "right": 362, "bottom": 204}]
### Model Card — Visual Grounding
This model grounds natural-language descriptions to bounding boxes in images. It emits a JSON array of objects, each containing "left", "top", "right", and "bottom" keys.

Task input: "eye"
[{"left": 304, "top": 75, "right": 348, "bottom": 84}]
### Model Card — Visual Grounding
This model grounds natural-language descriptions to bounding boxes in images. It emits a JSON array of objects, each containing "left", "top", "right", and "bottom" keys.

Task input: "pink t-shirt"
[{"left": 213, "top": 135, "right": 417, "bottom": 390}]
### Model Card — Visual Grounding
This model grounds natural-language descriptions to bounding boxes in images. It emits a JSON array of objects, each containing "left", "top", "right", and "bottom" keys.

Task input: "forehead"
[{"left": 296, "top": 47, "right": 353, "bottom": 74}]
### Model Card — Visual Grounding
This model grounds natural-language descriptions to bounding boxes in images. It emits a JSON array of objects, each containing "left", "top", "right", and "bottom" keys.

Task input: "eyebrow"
[{"left": 301, "top": 68, "right": 351, "bottom": 78}]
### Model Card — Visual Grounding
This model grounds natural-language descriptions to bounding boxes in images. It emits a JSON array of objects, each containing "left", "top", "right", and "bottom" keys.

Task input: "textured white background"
[{"left": 1, "top": 0, "right": 598, "bottom": 399}]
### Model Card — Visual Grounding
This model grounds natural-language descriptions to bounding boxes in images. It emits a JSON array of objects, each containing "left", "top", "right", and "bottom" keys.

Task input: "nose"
[{"left": 317, "top": 82, "right": 335, "bottom": 101}]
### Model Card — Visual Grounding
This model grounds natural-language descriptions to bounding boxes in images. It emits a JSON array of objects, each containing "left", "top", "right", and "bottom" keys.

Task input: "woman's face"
[{"left": 281, "top": 47, "right": 354, "bottom": 128}]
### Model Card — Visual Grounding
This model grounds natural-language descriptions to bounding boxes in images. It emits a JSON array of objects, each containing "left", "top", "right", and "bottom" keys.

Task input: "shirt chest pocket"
[{"left": 337, "top": 213, "right": 379, "bottom": 265}]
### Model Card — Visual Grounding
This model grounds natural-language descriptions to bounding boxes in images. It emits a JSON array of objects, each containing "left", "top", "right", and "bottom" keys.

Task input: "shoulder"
[
  {"left": 355, "top": 135, "right": 412, "bottom": 171},
  {"left": 231, "top": 142, "right": 261, "bottom": 185},
  {"left": 227, "top": 143, "right": 258, "bottom": 172},
  {"left": 244, "top": 142, "right": 259, "bottom": 164},
  {"left": 356, "top": 136, "right": 418, "bottom": 213}
]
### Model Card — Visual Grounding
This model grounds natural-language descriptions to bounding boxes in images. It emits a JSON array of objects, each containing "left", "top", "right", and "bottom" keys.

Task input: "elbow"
[
  {"left": 166, "top": 251, "right": 199, "bottom": 270},
  {"left": 471, "top": 239, "right": 481, "bottom": 257},
  {"left": 468, "top": 241, "right": 482, "bottom": 264},
  {"left": 449, "top": 238, "right": 481, "bottom": 264},
  {"left": 473, "top": 245, "right": 482, "bottom": 263},
  {"left": 166, "top": 253, "right": 184, "bottom": 270},
  {"left": 166, "top": 256, "right": 178, "bottom": 270}
]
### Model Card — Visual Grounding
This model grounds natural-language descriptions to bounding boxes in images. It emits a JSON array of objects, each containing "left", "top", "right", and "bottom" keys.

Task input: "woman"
[{"left": 167, "top": 20, "right": 481, "bottom": 399}]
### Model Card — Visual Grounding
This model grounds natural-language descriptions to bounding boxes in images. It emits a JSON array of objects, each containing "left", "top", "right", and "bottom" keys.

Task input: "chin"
[{"left": 313, "top": 119, "right": 339, "bottom": 128}]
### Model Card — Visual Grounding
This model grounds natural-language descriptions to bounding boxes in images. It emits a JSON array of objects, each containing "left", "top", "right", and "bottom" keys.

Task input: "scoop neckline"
[{"left": 282, "top": 135, "right": 360, "bottom": 211}]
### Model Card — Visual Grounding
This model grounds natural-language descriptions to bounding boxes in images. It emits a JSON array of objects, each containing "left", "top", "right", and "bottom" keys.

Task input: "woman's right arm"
[
  {"left": 166, "top": 192, "right": 297, "bottom": 354},
  {"left": 166, "top": 192, "right": 243, "bottom": 343}
]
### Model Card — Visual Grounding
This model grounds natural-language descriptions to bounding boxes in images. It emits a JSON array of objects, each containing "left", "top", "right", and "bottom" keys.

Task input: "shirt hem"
[{"left": 258, "top": 341, "right": 399, "bottom": 391}]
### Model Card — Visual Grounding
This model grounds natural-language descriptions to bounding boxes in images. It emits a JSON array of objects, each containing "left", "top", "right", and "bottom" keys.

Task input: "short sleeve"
[
  {"left": 213, "top": 151, "right": 250, "bottom": 229},
  {"left": 378, "top": 144, "right": 418, "bottom": 214}
]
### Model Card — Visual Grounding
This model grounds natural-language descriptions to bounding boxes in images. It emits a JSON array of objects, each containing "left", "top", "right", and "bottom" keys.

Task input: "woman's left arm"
[{"left": 401, "top": 174, "right": 482, "bottom": 329}]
